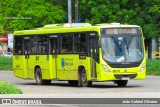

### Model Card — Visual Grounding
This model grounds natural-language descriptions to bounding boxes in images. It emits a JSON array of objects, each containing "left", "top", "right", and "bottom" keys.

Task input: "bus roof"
[
  {"left": 95, "top": 23, "right": 140, "bottom": 28},
  {"left": 14, "top": 23, "right": 140, "bottom": 36},
  {"left": 14, "top": 23, "right": 94, "bottom": 36}
]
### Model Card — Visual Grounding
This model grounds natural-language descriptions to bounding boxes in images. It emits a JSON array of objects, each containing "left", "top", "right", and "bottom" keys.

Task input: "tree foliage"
[
  {"left": 0, "top": 0, "right": 66, "bottom": 32},
  {"left": 79, "top": 0, "right": 159, "bottom": 38},
  {"left": 0, "top": 0, "right": 159, "bottom": 39}
]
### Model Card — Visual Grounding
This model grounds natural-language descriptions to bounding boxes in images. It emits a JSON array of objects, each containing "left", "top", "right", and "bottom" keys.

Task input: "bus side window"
[
  {"left": 74, "top": 33, "right": 86, "bottom": 53},
  {"left": 38, "top": 35, "right": 48, "bottom": 54},
  {"left": 61, "top": 34, "right": 73, "bottom": 53},
  {"left": 14, "top": 37, "right": 23, "bottom": 54},
  {"left": 61, "top": 45, "right": 67, "bottom": 53}
]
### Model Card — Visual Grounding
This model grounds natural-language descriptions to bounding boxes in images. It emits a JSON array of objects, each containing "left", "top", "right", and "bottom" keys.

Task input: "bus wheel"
[
  {"left": 115, "top": 80, "right": 128, "bottom": 87},
  {"left": 81, "top": 68, "right": 92, "bottom": 87},
  {"left": 35, "top": 67, "right": 51, "bottom": 85}
]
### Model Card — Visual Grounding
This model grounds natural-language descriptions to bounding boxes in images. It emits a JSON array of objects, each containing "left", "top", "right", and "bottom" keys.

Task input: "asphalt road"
[
  {"left": 0, "top": 71, "right": 160, "bottom": 98},
  {"left": 1, "top": 71, "right": 160, "bottom": 107}
]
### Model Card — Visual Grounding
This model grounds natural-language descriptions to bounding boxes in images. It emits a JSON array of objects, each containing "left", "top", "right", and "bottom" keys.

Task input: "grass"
[
  {"left": 0, "top": 56, "right": 12, "bottom": 70},
  {"left": 0, "top": 56, "right": 22, "bottom": 94},
  {"left": 146, "top": 59, "right": 160, "bottom": 75},
  {"left": 0, "top": 81, "right": 22, "bottom": 94}
]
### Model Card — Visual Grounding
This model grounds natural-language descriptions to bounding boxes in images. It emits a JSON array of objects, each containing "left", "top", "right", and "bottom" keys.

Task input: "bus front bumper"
[{"left": 96, "top": 70, "right": 146, "bottom": 81}]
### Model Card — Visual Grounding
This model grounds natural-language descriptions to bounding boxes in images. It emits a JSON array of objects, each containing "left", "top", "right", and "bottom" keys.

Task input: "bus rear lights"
[
  {"left": 139, "top": 63, "right": 146, "bottom": 72},
  {"left": 102, "top": 64, "right": 111, "bottom": 73}
]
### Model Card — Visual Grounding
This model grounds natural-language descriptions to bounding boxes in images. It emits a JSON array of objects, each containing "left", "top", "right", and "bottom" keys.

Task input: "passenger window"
[
  {"left": 61, "top": 34, "right": 73, "bottom": 53},
  {"left": 14, "top": 37, "right": 23, "bottom": 54},
  {"left": 74, "top": 33, "right": 86, "bottom": 53},
  {"left": 38, "top": 36, "right": 48, "bottom": 54}
]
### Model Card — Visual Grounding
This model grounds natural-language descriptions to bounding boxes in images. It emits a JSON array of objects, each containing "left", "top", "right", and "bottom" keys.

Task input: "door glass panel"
[
  {"left": 50, "top": 39, "right": 57, "bottom": 54},
  {"left": 89, "top": 37, "right": 97, "bottom": 61},
  {"left": 24, "top": 40, "right": 31, "bottom": 55}
]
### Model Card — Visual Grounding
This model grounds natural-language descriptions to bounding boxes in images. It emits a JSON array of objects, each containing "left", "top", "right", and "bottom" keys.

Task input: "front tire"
[
  {"left": 115, "top": 80, "right": 128, "bottom": 87},
  {"left": 35, "top": 67, "right": 51, "bottom": 85}
]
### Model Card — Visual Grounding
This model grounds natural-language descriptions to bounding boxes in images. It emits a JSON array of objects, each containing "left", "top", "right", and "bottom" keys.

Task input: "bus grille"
[{"left": 114, "top": 74, "right": 137, "bottom": 79}]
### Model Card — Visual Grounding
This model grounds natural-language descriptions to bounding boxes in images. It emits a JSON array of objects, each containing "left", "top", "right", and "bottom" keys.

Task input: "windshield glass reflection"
[{"left": 101, "top": 36, "right": 144, "bottom": 63}]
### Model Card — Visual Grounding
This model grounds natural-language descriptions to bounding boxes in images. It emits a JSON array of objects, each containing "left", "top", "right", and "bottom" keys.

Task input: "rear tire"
[
  {"left": 68, "top": 68, "right": 92, "bottom": 87},
  {"left": 115, "top": 80, "right": 128, "bottom": 87},
  {"left": 35, "top": 67, "right": 51, "bottom": 85}
]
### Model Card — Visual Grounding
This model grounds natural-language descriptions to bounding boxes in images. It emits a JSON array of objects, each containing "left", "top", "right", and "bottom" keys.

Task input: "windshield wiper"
[
  {"left": 124, "top": 37, "right": 133, "bottom": 55},
  {"left": 111, "top": 37, "right": 123, "bottom": 56}
]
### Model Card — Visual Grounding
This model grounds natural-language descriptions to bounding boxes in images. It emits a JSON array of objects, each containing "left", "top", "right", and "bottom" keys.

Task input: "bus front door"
[
  {"left": 50, "top": 37, "right": 58, "bottom": 79},
  {"left": 89, "top": 34, "right": 98, "bottom": 80}
]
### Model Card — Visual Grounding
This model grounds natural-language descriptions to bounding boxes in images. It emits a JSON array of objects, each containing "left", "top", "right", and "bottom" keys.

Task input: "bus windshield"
[{"left": 101, "top": 28, "right": 144, "bottom": 63}]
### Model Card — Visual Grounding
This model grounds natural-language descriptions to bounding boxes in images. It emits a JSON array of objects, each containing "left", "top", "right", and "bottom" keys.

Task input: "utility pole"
[
  {"left": 74, "top": 0, "right": 78, "bottom": 23},
  {"left": 68, "top": 0, "right": 72, "bottom": 23}
]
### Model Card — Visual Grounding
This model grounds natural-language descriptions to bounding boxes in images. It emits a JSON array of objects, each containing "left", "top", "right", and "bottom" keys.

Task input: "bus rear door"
[
  {"left": 50, "top": 35, "right": 58, "bottom": 79},
  {"left": 23, "top": 36, "right": 31, "bottom": 79}
]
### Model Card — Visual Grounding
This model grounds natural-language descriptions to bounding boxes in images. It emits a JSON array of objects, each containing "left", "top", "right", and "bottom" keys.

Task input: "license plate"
[{"left": 122, "top": 77, "right": 130, "bottom": 80}]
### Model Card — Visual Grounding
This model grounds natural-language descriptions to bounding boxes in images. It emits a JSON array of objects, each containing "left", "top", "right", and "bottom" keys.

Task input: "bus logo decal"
[{"left": 61, "top": 58, "right": 65, "bottom": 68}]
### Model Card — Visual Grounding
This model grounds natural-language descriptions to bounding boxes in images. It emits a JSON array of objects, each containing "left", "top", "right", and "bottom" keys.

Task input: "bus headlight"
[
  {"left": 102, "top": 64, "right": 111, "bottom": 73},
  {"left": 139, "top": 63, "right": 146, "bottom": 72}
]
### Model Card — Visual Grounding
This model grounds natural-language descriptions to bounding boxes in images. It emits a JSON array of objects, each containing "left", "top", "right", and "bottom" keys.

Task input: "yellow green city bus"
[{"left": 13, "top": 23, "right": 146, "bottom": 87}]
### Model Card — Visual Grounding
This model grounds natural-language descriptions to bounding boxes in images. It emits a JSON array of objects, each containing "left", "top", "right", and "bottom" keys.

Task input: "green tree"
[
  {"left": 148, "top": 0, "right": 160, "bottom": 56},
  {"left": 78, "top": 0, "right": 159, "bottom": 59},
  {"left": 0, "top": 25, "right": 5, "bottom": 35},
  {"left": 0, "top": 0, "right": 66, "bottom": 31}
]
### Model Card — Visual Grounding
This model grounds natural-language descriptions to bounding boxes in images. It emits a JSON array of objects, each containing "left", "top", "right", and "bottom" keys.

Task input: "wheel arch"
[
  {"left": 78, "top": 65, "right": 87, "bottom": 78},
  {"left": 78, "top": 65, "right": 85, "bottom": 72},
  {"left": 78, "top": 65, "right": 91, "bottom": 80},
  {"left": 34, "top": 65, "right": 41, "bottom": 78},
  {"left": 78, "top": 65, "right": 92, "bottom": 87}
]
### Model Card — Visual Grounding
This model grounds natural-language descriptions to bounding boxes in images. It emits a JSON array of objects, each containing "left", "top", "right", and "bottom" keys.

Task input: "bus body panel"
[
  {"left": 55, "top": 55, "right": 91, "bottom": 80},
  {"left": 13, "top": 55, "right": 28, "bottom": 79},
  {"left": 27, "top": 55, "right": 50, "bottom": 79}
]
